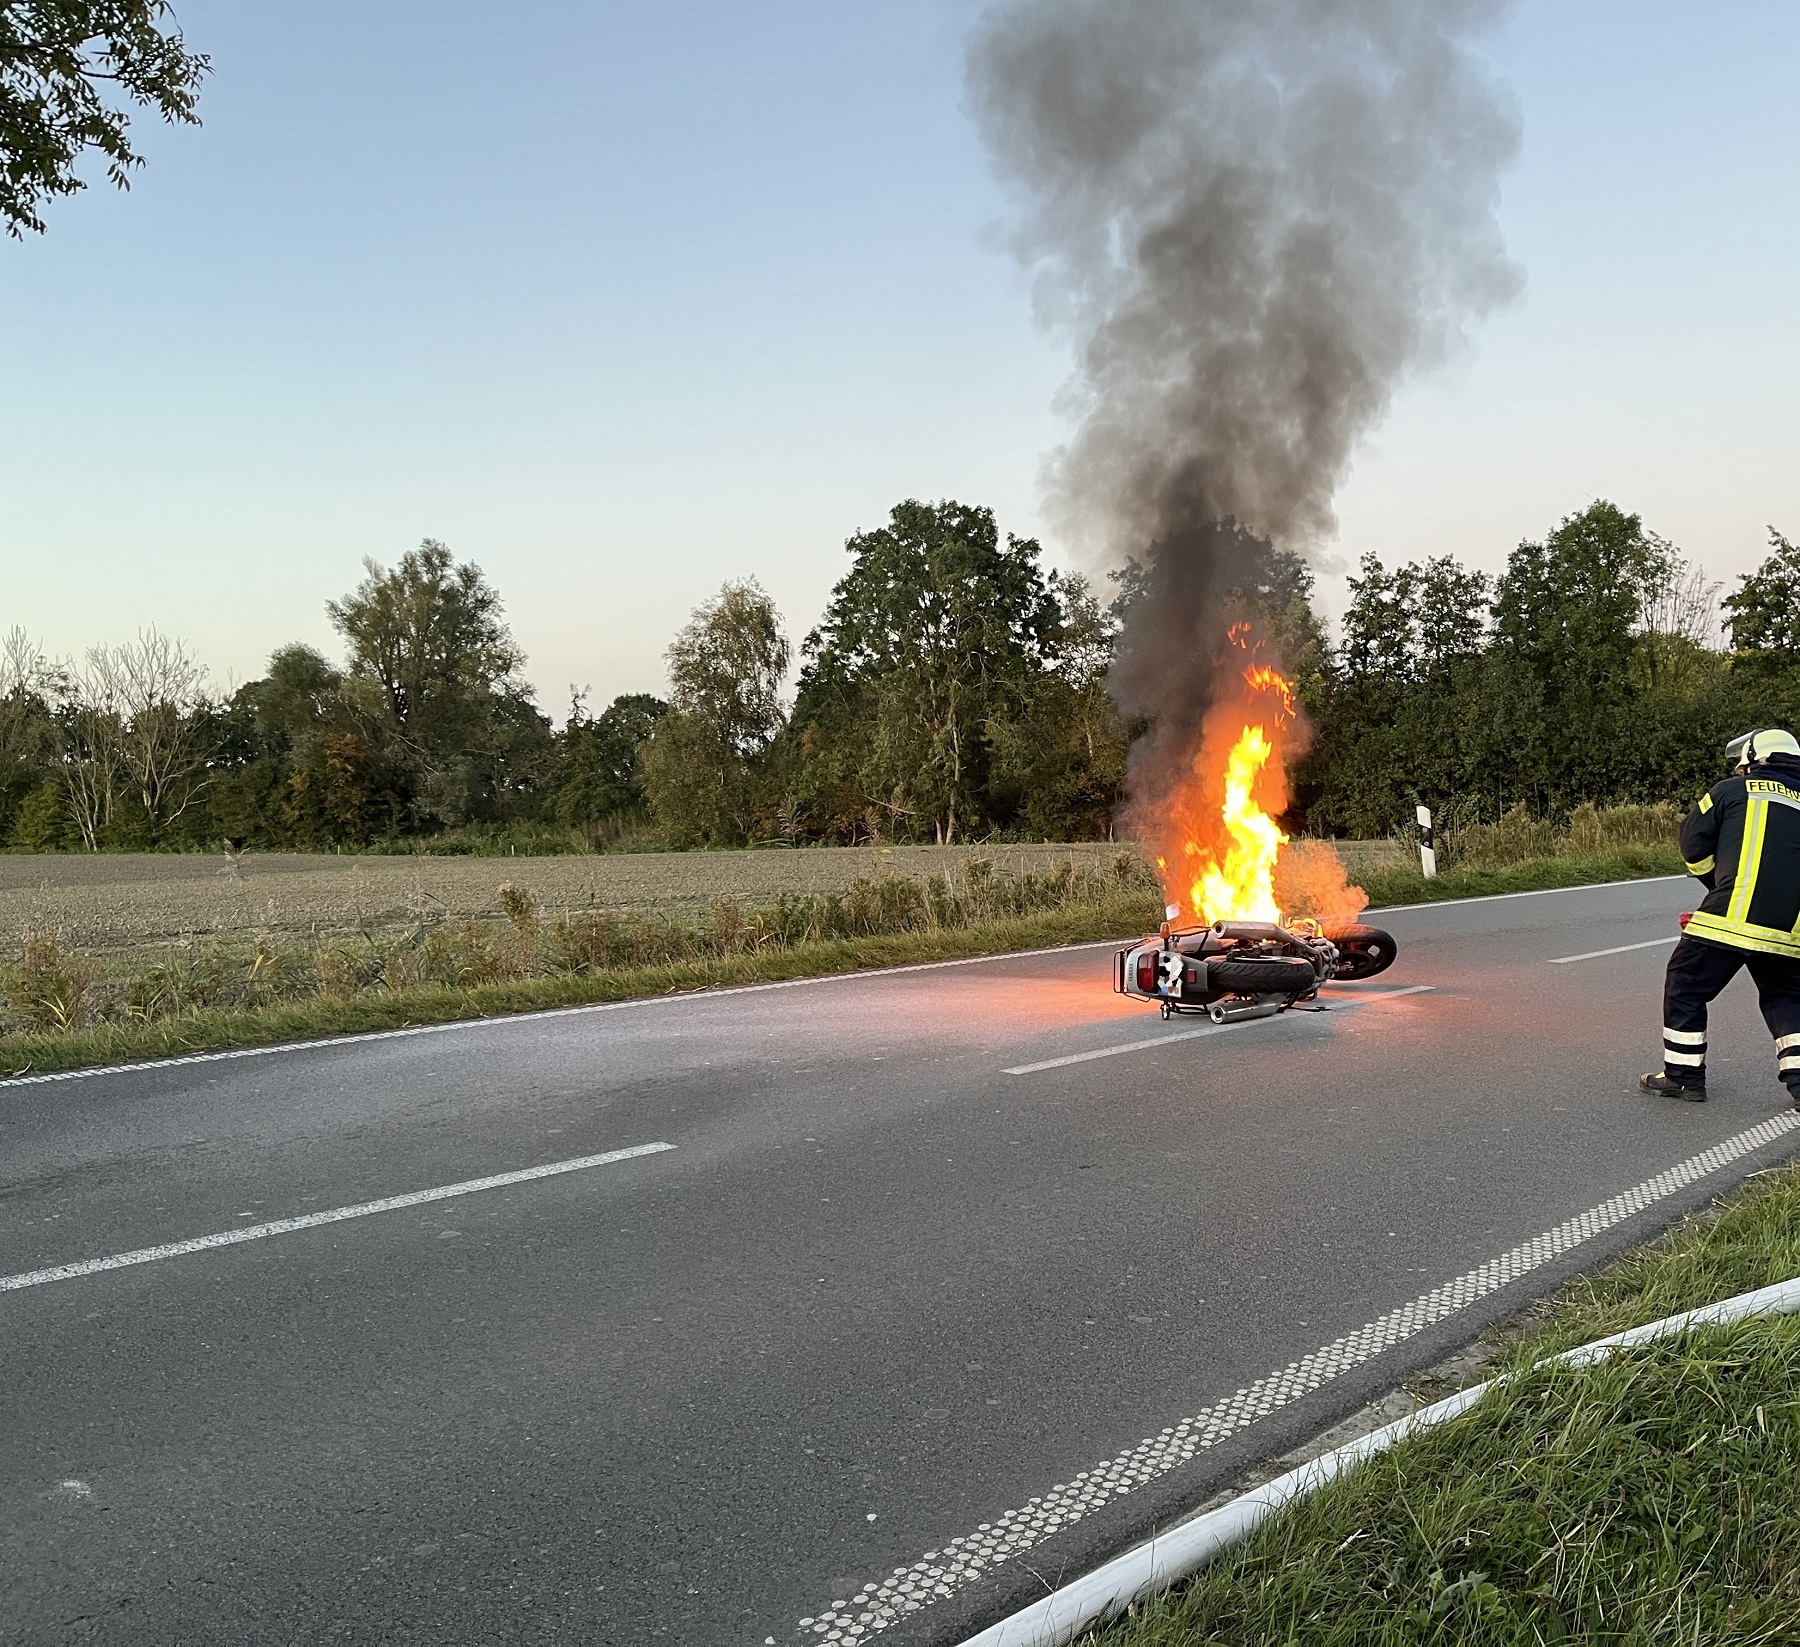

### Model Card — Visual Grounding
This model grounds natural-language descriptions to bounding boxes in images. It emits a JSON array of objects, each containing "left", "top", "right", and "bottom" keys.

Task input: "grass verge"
[
  {"left": 0, "top": 897, "right": 1156, "bottom": 1078},
  {"left": 1086, "top": 1161, "right": 1800, "bottom": 1647},
  {"left": 1358, "top": 845, "right": 1686, "bottom": 911}
]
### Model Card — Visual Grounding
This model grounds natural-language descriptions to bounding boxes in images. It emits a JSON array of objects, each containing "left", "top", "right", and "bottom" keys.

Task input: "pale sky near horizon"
[{"left": 3, "top": 1, "right": 1796, "bottom": 714}]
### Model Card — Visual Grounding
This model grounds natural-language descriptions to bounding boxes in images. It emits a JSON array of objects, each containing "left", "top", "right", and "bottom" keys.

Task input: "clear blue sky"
[{"left": 3, "top": 1, "right": 1796, "bottom": 711}]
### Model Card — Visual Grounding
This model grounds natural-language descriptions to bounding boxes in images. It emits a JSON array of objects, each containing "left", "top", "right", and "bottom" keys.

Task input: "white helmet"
[{"left": 1727, "top": 728, "right": 1800, "bottom": 769}]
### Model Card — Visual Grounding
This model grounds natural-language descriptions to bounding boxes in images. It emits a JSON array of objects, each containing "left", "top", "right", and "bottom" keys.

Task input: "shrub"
[
  {"left": 8, "top": 932, "right": 95, "bottom": 1030},
  {"left": 545, "top": 911, "right": 621, "bottom": 975},
  {"left": 9, "top": 781, "right": 72, "bottom": 851},
  {"left": 497, "top": 882, "right": 539, "bottom": 936},
  {"left": 1432, "top": 801, "right": 1684, "bottom": 871},
  {"left": 312, "top": 948, "right": 363, "bottom": 1000}
]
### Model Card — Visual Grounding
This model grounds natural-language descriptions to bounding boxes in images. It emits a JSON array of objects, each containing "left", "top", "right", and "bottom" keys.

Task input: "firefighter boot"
[{"left": 1641, "top": 1071, "right": 1707, "bottom": 1101}]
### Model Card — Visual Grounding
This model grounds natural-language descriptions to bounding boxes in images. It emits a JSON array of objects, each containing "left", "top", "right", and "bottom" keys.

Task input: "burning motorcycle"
[
  {"left": 1115, "top": 913, "right": 1398, "bottom": 1023},
  {"left": 1119, "top": 620, "right": 1399, "bottom": 1024}
]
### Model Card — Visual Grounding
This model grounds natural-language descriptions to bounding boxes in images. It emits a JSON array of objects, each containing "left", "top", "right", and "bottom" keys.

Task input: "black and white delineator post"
[{"left": 1417, "top": 803, "right": 1437, "bottom": 879}]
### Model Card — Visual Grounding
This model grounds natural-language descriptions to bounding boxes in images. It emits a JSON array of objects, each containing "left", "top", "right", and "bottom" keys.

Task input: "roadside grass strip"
[
  {"left": 1355, "top": 850, "right": 1685, "bottom": 912},
  {"left": 1071, "top": 1158, "right": 1800, "bottom": 1647},
  {"left": 0, "top": 911, "right": 1147, "bottom": 1085},
  {"left": 0, "top": 862, "right": 1686, "bottom": 1084},
  {"left": 787, "top": 1114, "right": 1800, "bottom": 1644},
  {"left": 0, "top": 907, "right": 1153, "bottom": 1084},
  {"left": 0, "top": 1142, "right": 675, "bottom": 1293}
]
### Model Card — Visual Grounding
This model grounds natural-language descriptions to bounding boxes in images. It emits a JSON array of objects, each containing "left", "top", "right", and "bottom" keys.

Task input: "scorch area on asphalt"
[{"left": 4, "top": 875, "right": 1794, "bottom": 1647}]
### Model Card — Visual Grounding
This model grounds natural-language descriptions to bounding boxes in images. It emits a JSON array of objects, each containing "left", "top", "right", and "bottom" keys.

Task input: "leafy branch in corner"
[{"left": 1, "top": 0, "right": 209, "bottom": 236}]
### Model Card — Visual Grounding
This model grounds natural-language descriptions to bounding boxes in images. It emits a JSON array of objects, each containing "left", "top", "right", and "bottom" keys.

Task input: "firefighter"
[{"left": 1641, "top": 728, "right": 1800, "bottom": 1104}]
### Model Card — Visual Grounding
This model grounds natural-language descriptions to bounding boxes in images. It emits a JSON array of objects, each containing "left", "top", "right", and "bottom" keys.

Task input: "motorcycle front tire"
[{"left": 1326, "top": 923, "right": 1398, "bottom": 980}]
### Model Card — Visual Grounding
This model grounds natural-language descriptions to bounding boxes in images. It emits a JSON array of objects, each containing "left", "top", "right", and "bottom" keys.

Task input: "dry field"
[{"left": 0, "top": 843, "right": 1149, "bottom": 958}]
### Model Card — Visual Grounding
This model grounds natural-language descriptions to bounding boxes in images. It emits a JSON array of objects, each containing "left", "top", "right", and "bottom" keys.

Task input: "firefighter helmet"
[{"left": 1726, "top": 728, "right": 1800, "bottom": 769}]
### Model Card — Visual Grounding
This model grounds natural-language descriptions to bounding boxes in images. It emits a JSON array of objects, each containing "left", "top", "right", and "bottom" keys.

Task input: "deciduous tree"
[
  {"left": 641, "top": 581, "right": 788, "bottom": 846},
  {"left": 86, "top": 627, "right": 212, "bottom": 828},
  {"left": 1, "top": 0, "right": 209, "bottom": 236},
  {"left": 554, "top": 692, "right": 667, "bottom": 844},
  {"left": 328, "top": 541, "right": 549, "bottom": 827},
  {"left": 792, "top": 500, "right": 1061, "bottom": 843},
  {"left": 1723, "top": 529, "right": 1800, "bottom": 659}
]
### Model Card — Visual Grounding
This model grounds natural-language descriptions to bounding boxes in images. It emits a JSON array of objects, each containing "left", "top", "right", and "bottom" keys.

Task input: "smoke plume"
[{"left": 967, "top": 0, "right": 1521, "bottom": 822}]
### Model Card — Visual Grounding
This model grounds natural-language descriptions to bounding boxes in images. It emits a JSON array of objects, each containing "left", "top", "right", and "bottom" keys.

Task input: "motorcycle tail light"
[{"left": 1136, "top": 953, "right": 1159, "bottom": 991}]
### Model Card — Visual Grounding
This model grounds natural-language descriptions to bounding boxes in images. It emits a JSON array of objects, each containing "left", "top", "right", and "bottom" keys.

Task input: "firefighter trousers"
[{"left": 1661, "top": 935, "right": 1800, "bottom": 1093}]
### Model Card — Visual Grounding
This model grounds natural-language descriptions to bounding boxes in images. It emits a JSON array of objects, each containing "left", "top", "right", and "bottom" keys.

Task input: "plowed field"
[{"left": 0, "top": 844, "right": 1139, "bottom": 956}]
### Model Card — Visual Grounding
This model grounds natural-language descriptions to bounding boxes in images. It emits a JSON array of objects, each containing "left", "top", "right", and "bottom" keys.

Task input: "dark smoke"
[{"left": 967, "top": 0, "right": 1522, "bottom": 815}]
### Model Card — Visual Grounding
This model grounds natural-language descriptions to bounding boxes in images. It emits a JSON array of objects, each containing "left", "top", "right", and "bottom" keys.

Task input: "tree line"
[
  {"left": 3, "top": 499, "right": 1796, "bottom": 853},
  {"left": 1303, "top": 502, "right": 1800, "bottom": 836}
]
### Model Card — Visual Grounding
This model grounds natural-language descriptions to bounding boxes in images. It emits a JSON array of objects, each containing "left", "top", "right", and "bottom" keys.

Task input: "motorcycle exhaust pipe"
[
  {"left": 1207, "top": 997, "right": 1286, "bottom": 1025},
  {"left": 1211, "top": 921, "right": 1288, "bottom": 941}
]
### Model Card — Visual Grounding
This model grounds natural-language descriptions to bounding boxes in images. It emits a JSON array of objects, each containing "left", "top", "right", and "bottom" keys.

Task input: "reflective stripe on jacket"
[{"left": 1680, "top": 760, "right": 1800, "bottom": 959}]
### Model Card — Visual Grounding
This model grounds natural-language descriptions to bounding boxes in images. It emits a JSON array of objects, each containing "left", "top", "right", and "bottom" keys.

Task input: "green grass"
[
  {"left": 0, "top": 897, "right": 1156, "bottom": 1076},
  {"left": 1359, "top": 846, "right": 1685, "bottom": 912},
  {"left": 1086, "top": 1163, "right": 1800, "bottom": 1647}
]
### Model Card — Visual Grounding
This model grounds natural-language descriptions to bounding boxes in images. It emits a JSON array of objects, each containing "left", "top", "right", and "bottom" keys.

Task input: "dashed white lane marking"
[
  {"left": 787, "top": 1111, "right": 1800, "bottom": 1643},
  {"left": 0, "top": 1141, "right": 675, "bottom": 1294},
  {"left": 1549, "top": 935, "right": 1680, "bottom": 964},
  {"left": 1003, "top": 986, "right": 1434, "bottom": 1075},
  {"left": 0, "top": 943, "right": 1133, "bottom": 1091}
]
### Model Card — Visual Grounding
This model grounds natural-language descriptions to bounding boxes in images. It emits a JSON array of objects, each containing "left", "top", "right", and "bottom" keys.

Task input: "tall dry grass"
[
  {"left": 1, "top": 855, "right": 1161, "bottom": 1039},
  {"left": 1445, "top": 801, "right": 1682, "bottom": 870}
]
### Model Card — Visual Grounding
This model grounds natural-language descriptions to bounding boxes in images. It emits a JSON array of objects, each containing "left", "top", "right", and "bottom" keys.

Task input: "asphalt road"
[{"left": 5, "top": 876, "right": 1798, "bottom": 1646}]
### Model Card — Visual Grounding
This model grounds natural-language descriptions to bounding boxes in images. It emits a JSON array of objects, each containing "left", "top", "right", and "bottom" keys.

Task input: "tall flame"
[
  {"left": 1141, "top": 622, "right": 1368, "bottom": 930},
  {"left": 1146, "top": 625, "right": 1313, "bottom": 928},
  {"left": 1191, "top": 721, "right": 1286, "bottom": 923}
]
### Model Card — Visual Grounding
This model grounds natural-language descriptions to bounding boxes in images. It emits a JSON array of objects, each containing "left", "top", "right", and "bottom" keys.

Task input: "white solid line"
[
  {"left": 0, "top": 1141, "right": 675, "bottom": 1295},
  {"left": 1365, "top": 874, "right": 1687, "bottom": 915},
  {"left": 1002, "top": 985, "right": 1434, "bottom": 1075},
  {"left": 0, "top": 942, "right": 1135, "bottom": 1092},
  {"left": 1548, "top": 935, "right": 1681, "bottom": 965},
  {"left": 797, "top": 1110, "right": 1800, "bottom": 1645},
  {"left": 963, "top": 1271, "right": 1800, "bottom": 1647}
]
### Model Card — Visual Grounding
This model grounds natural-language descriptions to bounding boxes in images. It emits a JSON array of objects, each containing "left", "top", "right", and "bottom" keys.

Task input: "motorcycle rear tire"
[
  {"left": 1206, "top": 956, "right": 1318, "bottom": 996},
  {"left": 1327, "top": 923, "right": 1398, "bottom": 980}
]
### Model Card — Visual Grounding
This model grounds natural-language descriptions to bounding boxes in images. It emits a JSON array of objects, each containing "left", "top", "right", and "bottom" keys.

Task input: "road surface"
[{"left": 4, "top": 875, "right": 1796, "bottom": 1646}]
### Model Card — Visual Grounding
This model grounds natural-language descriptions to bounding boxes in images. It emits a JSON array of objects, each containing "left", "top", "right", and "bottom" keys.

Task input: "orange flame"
[
  {"left": 1241, "top": 664, "right": 1295, "bottom": 720},
  {"left": 1188, "top": 722, "right": 1286, "bottom": 923},
  {"left": 1181, "top": 671, "right": 1292, "bottom": 924},
  {"left": 1145, "top": 625, "right": 1367, "bottom": 930}
]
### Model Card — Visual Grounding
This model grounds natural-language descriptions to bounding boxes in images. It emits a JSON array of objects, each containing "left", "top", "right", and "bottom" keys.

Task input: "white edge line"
[
  {"left": 0, "top": 1140, "right": 675, "bottom": 1293},
  {"left": 962, "top": 1270, "right": 1800, "bottom": 1647},
  {"left": 1548, "top": 936, "right": 1681, "bottom": 965},
  {"left": 795, "top": 1109, "right": 1800, "bottom": 1643},
  {"left": 1365, "top": 874, "right": 1688, "bottom": 914},
  {"left": 0, "top": 940, "right": 1132, "bottom": 1091},
  {"left": 1003, "top": 986, "right": 1434, "bottom": 1075}
]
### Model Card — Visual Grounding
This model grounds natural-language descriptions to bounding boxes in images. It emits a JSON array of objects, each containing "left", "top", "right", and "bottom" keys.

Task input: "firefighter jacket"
[{"left": 1681, "top": 758, "right": 1800, "bottom": 959}]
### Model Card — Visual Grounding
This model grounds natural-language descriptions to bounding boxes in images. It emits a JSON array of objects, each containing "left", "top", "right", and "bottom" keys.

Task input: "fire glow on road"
[{"left": 1003, "top": 984, "right": 1434, "bottom": 1075}]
